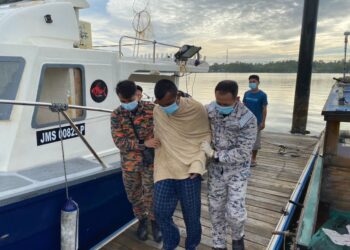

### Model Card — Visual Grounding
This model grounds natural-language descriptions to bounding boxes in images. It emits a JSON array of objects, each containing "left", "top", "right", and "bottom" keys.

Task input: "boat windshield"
[{"left": 0, "top": 57, "right": 25, "bottom": 120}]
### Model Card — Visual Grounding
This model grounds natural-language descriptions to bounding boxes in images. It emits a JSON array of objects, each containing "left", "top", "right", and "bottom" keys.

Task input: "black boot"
[
  {"left": 232, "top": 237, "right": 244, "bottom": 250},
  {"left": 151, "top": 220, "right": 162, "bottom": 243},
  {"left": 212, "top": 247, "right": 227, "bottom": 250},
  {"left": 136, "top": 218, "right": 148, "bottom": 241}
]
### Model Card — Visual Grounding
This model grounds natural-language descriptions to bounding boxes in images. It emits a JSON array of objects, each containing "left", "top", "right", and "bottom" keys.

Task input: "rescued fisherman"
[
  {"left": 110, "top": 80, "right": 162, "bottom": 243},
  {"left": 201, "top": 80, "right": 257, "bottom": 250},
  {"left": 152, "top": 79, "right": 211, "bottom": 250}
]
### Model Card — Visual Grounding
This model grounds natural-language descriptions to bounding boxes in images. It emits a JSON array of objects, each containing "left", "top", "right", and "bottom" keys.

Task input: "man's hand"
[
  {"left": 260, "top": 122, "right": 265, "bottom": 130},
  {"left": 145, "top": 138, "right": 161, "bottom": 148},
  {"left": 200, "top": 141, "right": 214, "bottom": 158}
]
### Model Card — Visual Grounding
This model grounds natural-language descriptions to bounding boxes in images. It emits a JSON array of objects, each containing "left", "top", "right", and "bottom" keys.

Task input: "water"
[{"left": 178, "top": 73, "right": 340, "bottom": 136}]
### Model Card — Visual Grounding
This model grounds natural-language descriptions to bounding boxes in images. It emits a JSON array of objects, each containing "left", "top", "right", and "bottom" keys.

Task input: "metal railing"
[
  {"left": 0, "top": 99, "right": 112, "bottom": 169},
  {"left": 118, "top": 36, "right": 180, "bottom": 63}
]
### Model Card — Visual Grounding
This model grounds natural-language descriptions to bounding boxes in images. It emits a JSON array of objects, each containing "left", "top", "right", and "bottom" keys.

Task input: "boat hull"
[{"left": 0, "top": 170, "right": 134, "bottom": 250}]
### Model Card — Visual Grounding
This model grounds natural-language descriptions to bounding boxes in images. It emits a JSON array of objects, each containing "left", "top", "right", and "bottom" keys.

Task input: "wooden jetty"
[{"left": 102, "top": 132, "right": 319, "bottom": 250}]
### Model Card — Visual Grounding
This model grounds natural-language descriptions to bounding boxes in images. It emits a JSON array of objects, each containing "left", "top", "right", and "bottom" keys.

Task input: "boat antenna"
[
  {"left": 132, "top": 0, "right": 151, "bottom": 57},
  {"left": 343, "top": 31, "right": 350, "bottom": 79}
]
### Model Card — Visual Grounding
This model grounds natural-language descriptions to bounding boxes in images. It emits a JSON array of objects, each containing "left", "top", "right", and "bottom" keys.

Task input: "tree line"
[{"left": 209, "top": 60, "right": 347, "bottom": 73}]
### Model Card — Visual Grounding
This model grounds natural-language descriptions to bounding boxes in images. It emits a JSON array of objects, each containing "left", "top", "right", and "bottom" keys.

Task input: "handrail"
[
  {"left": 0, "top": 99, "right": 113, "bottom": 169},
  {"left": 118, "top": 36, "right": 180, "bottom": 63},
  {"left": 0, "top": 99, "right": 113, "bottom": 113}
]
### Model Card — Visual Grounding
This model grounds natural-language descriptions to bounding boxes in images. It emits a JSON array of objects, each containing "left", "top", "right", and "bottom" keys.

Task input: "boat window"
[
  {"left": 33, "top": 66, "right": 85, "bottom": 128},
  {"left": 0, "top": 57, "right": 25, "bottom": 120},
  {"left": 0, "top": 0, "right": 23, "bottom": 5}
]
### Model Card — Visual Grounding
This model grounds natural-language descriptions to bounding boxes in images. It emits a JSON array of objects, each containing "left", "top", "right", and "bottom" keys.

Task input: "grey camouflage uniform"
[{"left": 206, "top": 101, "right": 257, "bottom": 248}]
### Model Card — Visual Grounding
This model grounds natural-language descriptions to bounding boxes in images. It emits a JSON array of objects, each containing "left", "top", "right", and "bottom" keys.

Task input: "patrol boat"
[{"left": 0, "top": 1, "right": 208, "bottom": 249}]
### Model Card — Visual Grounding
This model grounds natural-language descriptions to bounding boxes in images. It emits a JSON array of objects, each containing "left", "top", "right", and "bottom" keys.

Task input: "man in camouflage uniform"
[
  {"left": 111, "top": 80, "right": 162, "bottom": 243},
  {"left": 201, "top": 80, "right": 257, "bottom": 250}
]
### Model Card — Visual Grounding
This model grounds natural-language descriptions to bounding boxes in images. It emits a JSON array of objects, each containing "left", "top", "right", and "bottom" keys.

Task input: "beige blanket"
[{"left": 153, "top": 97, "right": 211, "bottom": 182}]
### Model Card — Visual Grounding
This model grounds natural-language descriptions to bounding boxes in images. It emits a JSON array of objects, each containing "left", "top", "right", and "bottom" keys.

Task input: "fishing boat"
[
  {"left": 0, "top": 1, "right": 208, "bottom": 249},
  {"left": 295, "top": 80, "right": 350, "bottom": 249},
  {"left": 292, "top": 32, "right": 350, "bottom": 250}
]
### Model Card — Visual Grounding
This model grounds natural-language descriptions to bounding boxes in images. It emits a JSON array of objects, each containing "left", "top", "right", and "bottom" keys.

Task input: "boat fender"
[{"left": 61, "top": 199, "right": 79, "bottom": 250}]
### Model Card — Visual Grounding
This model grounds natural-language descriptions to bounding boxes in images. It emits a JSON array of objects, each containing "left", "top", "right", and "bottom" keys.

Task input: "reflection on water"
[
  {"left": 140, "top": 73, "right": 345, "bottom": 136},
  {"left": 178, "top": 73, "right": 340, "bottom": 136}
]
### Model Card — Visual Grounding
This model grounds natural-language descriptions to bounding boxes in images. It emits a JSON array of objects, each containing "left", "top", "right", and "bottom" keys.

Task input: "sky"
[{"left": 80, "top": 0, "right": 350, "bottom": 64}]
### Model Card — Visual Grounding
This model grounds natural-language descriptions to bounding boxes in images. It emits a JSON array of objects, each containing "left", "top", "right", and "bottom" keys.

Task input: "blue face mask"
[
  {"left": 215, "top": 102, "right": 234, "bottom": 115},
  {"left": 249, "top": 82, "right": 257, "bottom": 89},
  {"left": 121, "top": 100, "right": 138, "bottom": 111},
  {"left": 161, "top": 101, "right": 179, "bottom": 115}
]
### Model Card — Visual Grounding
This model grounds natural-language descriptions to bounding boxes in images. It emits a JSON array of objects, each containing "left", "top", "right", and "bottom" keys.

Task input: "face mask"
[
  {"left": 161, "top": 101, "right": 179, "bottom": 115},
  {"left": 121, "top": 100, "right": 138, "bottom": 111},
  {"left": 249, "top": 82, "right": 257, "bottom": 89},
  {"left": 215, "top": 102, "right": 234, "bottom": 115}
]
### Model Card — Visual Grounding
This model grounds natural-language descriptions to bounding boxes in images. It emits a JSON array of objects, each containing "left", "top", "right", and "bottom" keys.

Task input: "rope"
[
  {"left": 261, "top": 139, "right": 318, "bottom": 158},
  {"left": 191, "top": 73, "right": 197, "bottom": 97},
  {"left": 57, "top": 112, "right": 70, "bottom": 200},
  {"left": 185, "top": 71, "right": 189, "bottom": 93}
]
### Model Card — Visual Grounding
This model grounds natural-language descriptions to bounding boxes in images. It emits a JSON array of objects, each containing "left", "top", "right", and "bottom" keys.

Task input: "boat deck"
[{"left": 102, "top": 132, "right": 319, "bottom": 250}]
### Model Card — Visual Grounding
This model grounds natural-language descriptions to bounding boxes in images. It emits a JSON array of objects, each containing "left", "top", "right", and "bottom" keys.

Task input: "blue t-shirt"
[{"left": 243, "top": 90, "right": 268, "bottom": 126}]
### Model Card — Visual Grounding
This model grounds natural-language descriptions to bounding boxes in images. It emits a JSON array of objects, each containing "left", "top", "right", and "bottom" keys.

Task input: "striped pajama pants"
[{"left": 154, "top": 176, "right": 202, "bottom": 250}]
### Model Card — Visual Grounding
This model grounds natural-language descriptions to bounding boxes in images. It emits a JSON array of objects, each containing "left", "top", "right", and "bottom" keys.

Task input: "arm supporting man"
[
  {"left": 111, "top": 112, "right": 145, "bottom": 151},
  {"left": 215, "top": 113, "right": 257, "bottom": 165}
]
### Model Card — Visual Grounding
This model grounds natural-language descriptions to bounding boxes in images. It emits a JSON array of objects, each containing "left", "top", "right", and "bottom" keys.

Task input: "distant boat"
[{"left": 0, "top": 1, "right": 208, "bottom": 249}]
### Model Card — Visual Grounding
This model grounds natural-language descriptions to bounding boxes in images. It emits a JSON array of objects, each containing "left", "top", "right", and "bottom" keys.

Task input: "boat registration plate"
[{"left": 36, "top": 123, "right": 85, "bottom": 146}]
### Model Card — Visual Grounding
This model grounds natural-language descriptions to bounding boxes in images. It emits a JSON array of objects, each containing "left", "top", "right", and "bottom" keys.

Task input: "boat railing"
[
  {"left": 118, "top": 36, "right": 181, "bottom": 63},
  {"left": 0, "top": 99, "right": 112, "bottom": 169}
]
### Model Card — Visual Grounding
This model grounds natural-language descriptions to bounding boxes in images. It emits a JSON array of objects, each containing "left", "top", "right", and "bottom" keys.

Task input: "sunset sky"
[{"left": 81, "top": 0, "right": 350, "bottom": 63}]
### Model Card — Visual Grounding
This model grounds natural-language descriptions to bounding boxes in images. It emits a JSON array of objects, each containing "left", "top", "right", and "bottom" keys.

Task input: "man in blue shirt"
[{"left": 243, "top": 75, "right": 268, "bottom": 167}]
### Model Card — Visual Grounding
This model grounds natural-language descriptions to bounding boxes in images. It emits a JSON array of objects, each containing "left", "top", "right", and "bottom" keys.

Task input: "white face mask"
[{"left": 160, "top": 99, "right": 179, "bottom": 115}]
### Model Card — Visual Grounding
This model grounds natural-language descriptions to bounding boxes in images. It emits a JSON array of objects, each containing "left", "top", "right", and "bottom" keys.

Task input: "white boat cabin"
[{"left": 0, "top": 0, "right": 208, "bottom": 205}]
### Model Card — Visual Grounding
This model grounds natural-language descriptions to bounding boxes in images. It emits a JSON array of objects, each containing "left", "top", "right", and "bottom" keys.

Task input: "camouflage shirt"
[
  {"left": 111, "top": 101, "right": 155, "bottom": 172},
  {"left": 206, "top": 101, "right": 257, "bottom": 172}
]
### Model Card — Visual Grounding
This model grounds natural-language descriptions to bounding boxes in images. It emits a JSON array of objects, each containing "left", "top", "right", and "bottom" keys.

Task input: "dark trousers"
[{"left": 154, "top": 176, "right": 202, "bottom": 250}]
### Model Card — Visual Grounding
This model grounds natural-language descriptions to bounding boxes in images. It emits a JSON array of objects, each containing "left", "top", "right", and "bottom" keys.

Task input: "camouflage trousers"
[
  {"left": 208, "top": 163, "right": 248, "bottom": 248},
  {"left": 122, "top": 166, "right": 155, "bottom": 221}
]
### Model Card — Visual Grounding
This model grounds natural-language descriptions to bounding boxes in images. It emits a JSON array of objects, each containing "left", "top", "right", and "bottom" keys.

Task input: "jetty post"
[{"left": 291, "top": 0, "right": 319, "bottom": 134}]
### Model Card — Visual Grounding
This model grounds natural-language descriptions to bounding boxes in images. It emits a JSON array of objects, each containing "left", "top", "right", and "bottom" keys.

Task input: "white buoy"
[{"left": 61, "top": 199, "right": 79, "bottom": 250}]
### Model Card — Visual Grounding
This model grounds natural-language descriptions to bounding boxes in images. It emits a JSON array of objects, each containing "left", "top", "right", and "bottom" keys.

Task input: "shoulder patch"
[{"left": 239, "top": 111, "right": 254, "bottom": 128}]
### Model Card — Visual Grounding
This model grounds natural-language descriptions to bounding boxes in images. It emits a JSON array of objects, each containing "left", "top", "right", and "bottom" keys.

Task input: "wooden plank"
[
  {"left": 246, "top": 193, "right": 287, "bottom": 207},
  {"left": 250, "top": 175, "right": 297, "bottom": 187},
  {"left": 257, "top": 158, "right": 307, "bottom": 169},
  {"left": 251, "top": 167, "right": 301, "bottom": 181},
  {"left": 323, "top": 121, "right": 340, "bottom": 156},
  {"left": 256, "top": 162, "right": 305, "bottom": 173},
  {"left": 247, "top": 180, "right": 292, "bottom": 195},
  {"left": 248, "top": 177, "right": 295, "bottom": 190},
  {"left": 173, "top": 216, "right": 271, "bottom": 247},
  {"left": 322, "top": 164, "right": 350, "bottom": 210},
  {"left": 174, "top": 208, "right": 275, "bottom": 242},
  {"left": 247, "top": 185, "right": 291, "bottom": 199},
  {"left": 246, "top": 204, "right": 282, "bottom": 219},
  {"left": 297, "top": 155, "right": 323, "bottom": 248}
]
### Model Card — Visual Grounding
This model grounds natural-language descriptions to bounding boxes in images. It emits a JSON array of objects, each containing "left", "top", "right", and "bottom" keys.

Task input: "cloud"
[{"left": 81, "top": 0, "right": 350, "bottom": 63}]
